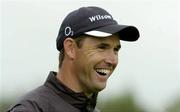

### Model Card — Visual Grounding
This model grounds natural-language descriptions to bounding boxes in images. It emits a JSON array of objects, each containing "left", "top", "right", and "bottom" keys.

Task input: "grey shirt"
[{"left": 8, "top": 71, "right": 99, "bottom": 112}]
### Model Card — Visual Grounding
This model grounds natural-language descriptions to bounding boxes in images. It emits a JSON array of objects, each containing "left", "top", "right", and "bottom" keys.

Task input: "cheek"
[
  {"left": 75, "top": 49, "right": 105, "bottom": 72},
  {"left": 86, "top": 49, "right": 106, "bottom": 59},
  {"left": 80, "top": 49, "right": 102, "bottom": 62}
]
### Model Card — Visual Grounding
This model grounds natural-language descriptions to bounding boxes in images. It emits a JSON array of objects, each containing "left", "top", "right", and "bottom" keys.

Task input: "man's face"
[{"left": 73, "top": 34, "right": 120, "bottom": 95}]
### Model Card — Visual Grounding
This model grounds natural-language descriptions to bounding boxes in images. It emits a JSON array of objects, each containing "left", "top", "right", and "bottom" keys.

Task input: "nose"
[{"left": 104, "top": 52, "right": 118, "bottom": 68}]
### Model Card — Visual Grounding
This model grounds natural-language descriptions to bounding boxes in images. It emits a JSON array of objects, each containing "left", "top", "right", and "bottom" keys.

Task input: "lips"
[{"left": 95, "top": 68, "right": 111, "bottom": 76}]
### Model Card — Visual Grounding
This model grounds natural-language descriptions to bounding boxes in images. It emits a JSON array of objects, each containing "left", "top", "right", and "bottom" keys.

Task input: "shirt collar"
[{"left": 44, "top": 71, "right": 98, "bottom": 111}]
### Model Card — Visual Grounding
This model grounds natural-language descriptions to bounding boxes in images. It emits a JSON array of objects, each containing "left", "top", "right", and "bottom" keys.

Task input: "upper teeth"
[{"left": 96, "top": 69, "right": 111, "bottom": 75}]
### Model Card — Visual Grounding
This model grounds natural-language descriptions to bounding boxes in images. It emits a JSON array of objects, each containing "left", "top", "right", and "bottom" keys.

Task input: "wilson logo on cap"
[{"left": 88, "top": 15, "right": 112, "bottom": 22}]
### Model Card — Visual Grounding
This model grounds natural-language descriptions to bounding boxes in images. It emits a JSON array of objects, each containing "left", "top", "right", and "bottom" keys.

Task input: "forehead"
[{"left": 82, "top": 34, "right": 120, "bottom": 46}]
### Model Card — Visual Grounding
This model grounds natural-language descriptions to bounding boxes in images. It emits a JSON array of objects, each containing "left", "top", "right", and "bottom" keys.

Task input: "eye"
[
  {"left": 114, "top": 48, "right": 119, "bottom": 52},
  {"left": 98, "top": 45, "right": 107, "bottom": 49},
  {"left": 97, "top": 43, "right": 109, "bottom": 50},
  {"left": 114, "top": 46, "right": 120, "bottom": 54}
]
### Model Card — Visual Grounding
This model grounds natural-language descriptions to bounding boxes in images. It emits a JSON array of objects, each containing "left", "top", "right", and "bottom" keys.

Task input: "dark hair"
[{"left": 58, "top": 35, "right": 86, "bottom": 68}]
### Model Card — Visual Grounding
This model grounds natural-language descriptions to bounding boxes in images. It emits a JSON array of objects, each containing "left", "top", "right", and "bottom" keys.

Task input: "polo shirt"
[{"left": 8, "top": 71, "right": 99, "bottom": 112}]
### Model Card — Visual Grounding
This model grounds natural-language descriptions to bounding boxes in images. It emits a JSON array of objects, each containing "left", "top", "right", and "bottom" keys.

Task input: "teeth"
[{"left": 96, "top": 69, "right": 111, "bottom": 76}]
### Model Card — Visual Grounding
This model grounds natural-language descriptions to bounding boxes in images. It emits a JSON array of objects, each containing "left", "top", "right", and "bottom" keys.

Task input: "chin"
[{"left": 96, "top": 83, "right": 107, "bottom": 91}]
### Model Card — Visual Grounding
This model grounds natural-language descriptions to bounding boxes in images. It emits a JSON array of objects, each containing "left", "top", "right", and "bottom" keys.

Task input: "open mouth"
[{"left": 95, "top": 69, "right": 111, "bottom": 76}]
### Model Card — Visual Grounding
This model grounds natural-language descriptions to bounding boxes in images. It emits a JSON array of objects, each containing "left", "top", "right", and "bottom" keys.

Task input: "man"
[{"left": 8, "top": 6, "right": 139, "bottom": 112}]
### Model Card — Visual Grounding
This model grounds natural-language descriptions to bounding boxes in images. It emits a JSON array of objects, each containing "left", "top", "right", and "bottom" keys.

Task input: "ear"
[{"left": 63, "top": 38, "right": 76, "bottom": 59}]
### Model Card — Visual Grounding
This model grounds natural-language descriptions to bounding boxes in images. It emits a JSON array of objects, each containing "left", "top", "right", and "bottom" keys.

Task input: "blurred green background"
[{"left": 1, "top": 91, "right": 180, "bottom": 112}]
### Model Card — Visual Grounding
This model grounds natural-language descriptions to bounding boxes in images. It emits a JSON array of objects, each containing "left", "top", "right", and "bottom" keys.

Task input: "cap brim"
[{"left": 85, "top": 24, "right": 140, "bottom": 41}]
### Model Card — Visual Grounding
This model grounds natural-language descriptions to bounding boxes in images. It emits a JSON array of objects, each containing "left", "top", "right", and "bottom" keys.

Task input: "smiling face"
[{"left": 73, "top": 34, "right": 120, "bottom": 95}]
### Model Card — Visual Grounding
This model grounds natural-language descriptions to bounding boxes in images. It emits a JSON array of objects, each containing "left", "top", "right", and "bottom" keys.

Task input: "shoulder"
[
  {"left": 8, "top": 85, "right": 80, "bottom": 112},
  {"left": 7, "top": 100, "right": 42, "bottom": 112},
  {"left": 8, "top": 86, "right": 54, "bottom": 112}
]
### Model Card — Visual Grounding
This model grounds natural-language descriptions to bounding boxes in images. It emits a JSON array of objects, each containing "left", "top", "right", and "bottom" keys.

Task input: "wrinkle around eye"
[{"left": 96, "top": 43, "right": 110, "bottom": 50}]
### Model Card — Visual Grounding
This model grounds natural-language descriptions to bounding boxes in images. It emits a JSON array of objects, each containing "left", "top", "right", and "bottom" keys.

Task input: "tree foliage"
[{"left": 97, "top": 92, "right": 146, "bottom": 112}]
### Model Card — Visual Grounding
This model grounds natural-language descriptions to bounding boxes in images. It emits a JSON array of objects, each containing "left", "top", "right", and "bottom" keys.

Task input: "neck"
[
  {"left": 56, "top": 61, "right": 93, "bottom": 97},
  {"left": 56, "top": 60, "right": 93, "bottom": 98}
]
